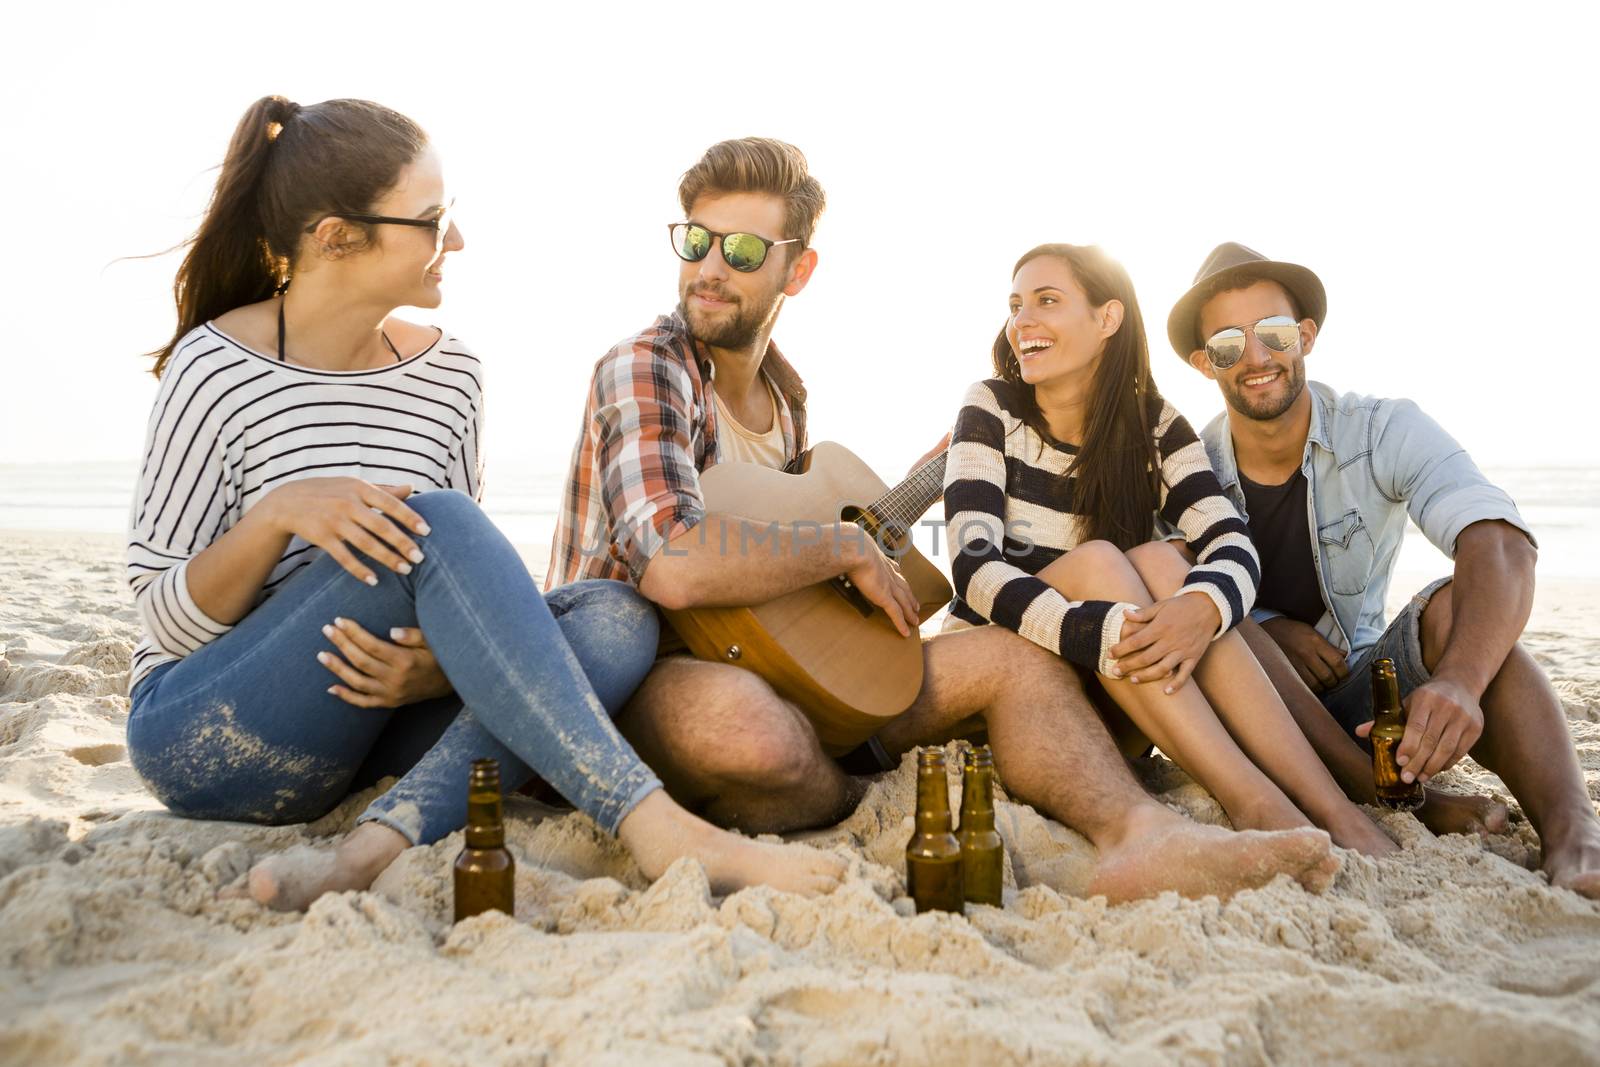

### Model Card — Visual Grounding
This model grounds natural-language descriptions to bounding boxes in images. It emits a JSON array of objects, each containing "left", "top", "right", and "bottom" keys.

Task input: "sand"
[{"left": 2, "top": 530, "right": 1598, "bottom": 1066}]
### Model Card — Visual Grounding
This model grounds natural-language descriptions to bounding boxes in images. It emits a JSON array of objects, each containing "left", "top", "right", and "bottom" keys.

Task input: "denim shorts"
[{"left": 1318, "top": 576, "right": 1450, "bottom": 742}]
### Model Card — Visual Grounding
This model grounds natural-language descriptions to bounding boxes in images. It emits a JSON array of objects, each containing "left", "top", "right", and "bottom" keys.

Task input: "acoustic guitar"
[{"left": 662, "top": 442, "right": 951, "bottom": 755}]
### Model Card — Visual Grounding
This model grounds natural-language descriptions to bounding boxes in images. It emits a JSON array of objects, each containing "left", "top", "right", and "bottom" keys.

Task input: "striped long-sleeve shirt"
[
  {"left": 944, "top": 379, "right": 1260, "bottom": 674},
  {"left": 126, "top": 324, "right": 484, "bottom": 691}
]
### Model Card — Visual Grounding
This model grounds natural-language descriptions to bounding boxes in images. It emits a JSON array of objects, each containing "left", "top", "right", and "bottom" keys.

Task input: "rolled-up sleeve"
[
  {"left": 591, "top": 346, "right": 707, "bottom": 583},
  {"left": 1370, "top": 399, "right": 1536, "bottom": 557}
]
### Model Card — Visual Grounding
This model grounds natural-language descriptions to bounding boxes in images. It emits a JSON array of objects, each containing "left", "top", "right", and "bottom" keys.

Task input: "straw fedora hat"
[{"left": 1166, "top": 242, "right": 1326, "bottom": 359}]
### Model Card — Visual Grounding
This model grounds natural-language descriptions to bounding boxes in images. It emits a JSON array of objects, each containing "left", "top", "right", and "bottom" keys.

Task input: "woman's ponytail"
[{"left": 150, "top": 96, "right": 296, "bottom": 377}]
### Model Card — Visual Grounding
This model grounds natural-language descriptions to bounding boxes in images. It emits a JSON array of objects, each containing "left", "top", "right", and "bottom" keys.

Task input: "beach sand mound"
[{"left": 2, "top": 533, "right": 1598, "bottom": 1066}]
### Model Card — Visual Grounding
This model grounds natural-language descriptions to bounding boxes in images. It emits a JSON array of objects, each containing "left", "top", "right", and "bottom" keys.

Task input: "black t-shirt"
[{"left": 1239, "top": 470, "right": 1327, "bottom": 627}]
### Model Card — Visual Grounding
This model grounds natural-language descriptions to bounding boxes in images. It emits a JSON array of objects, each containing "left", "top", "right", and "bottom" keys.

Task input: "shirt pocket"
[{"left": 1317, "top": 508, "right": 1375, "bottom": 596}]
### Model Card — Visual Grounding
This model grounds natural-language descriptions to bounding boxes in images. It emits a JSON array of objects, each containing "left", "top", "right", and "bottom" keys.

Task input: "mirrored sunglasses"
[
  {"left": 1203, "top": 315, "right": 1301, "bottom": 369},
  {"left": 668, "top": 222, "right": 801, "bottom": 273}
]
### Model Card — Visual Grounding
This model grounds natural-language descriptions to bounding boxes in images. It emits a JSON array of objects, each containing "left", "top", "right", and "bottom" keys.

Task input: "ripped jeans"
[{"left": 126, "top": 489, "right": 663, "bottom": 845}]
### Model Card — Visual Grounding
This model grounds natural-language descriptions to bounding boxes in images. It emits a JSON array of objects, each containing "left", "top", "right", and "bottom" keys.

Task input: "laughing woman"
[
  {"left": 944, "top": 243, "right": 1396, "bottom": 856},
  {"left": 127, "top": 95, "right": 844, "bottom": 910}
]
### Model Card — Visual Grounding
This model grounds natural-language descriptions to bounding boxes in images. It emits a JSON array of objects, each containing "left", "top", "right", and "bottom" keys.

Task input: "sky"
[{"left": 3, "top": 1, "right": 1597, "bottom": 487}]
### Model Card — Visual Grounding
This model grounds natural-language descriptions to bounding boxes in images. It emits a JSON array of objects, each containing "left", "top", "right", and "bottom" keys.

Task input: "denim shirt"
[{"left": 1200, "top": 381, "right": 1534, "bottom": 662}]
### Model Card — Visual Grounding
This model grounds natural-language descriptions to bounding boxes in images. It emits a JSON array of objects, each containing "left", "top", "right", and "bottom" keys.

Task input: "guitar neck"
[{"left": 866, "top": 450, "right": 947, "bottom": 531}]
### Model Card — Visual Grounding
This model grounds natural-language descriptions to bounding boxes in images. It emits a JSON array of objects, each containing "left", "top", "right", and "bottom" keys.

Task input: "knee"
[
  {"left": 1125, "top": 541, "right": 1190, "bottom": 599},
  {"left": 701, "top": 680, "right": 819, "bottom": 791},
  {"left": 1038, "top": 539, "right": 1131, "bottom": 592},
  {"left": 559, "top": 579, "right": 659, "bottom": 636},
  {"left": 1419, "top": 581, "right": 1454, "bottom": 667},
  {"left": 607, "top": 588, "right": 661, "bottom": 670},
  {"left": 1073, "top": 540, "right": 1128, "bottom": 569},
  {"left": 404, "top": 490, "right": 511, "bottom": 565},
  {"left": 573, "top": 580, "right": 660, "bottom": 679},
  {"left": 408, "top": 488, "right": 484, "bottom": 532}
]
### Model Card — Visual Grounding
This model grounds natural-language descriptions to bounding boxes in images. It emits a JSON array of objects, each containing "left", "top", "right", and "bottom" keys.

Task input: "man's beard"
[
  {"left": 1221, "top": 357, "right": 1307, "bottom": 421},
  {"left": 678, "top": 280, "right": 784, "bottom": 350}
]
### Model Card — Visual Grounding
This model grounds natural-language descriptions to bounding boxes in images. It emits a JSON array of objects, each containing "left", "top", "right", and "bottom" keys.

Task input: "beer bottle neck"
[
  {"left": 960, "top": 767, "right": 995, "bottom": 831},
  {"left": 464, "top": 791, "right": 505, "bottom": 849},
  {"left": 915, "top": 768, "right": 953, "bottom": 833},
  {"left": 1372, "top": 674, "right": 1404, "bottom": 725}
]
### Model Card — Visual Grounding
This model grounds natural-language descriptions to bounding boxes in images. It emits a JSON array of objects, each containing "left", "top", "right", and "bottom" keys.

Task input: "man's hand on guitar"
[{"left": 846, "top": 541, "right": 921, "bottom": 637}]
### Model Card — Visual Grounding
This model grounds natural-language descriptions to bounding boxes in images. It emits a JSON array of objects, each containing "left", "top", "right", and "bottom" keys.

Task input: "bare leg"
[
  {"left": 1418, "top": 584, "right": 1600, "bottom": 898},
  {"left": 616, "top": 658, "right": 865, "bottom": 834},
  {"left": 1027, "top": 542, "right": 1342, "bottom": 839},
  {"left": 1236, "top": 618, "right": 1508, "bottom": 837},
  {"left": 877, "top": 625, "right": 1341, "bottom": 902},
  {"left": 1121, "top": 543, "right": 1397, "bottom": 855}
]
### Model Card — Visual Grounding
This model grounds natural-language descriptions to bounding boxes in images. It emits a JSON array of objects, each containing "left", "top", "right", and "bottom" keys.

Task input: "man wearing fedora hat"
[{"left": 1169, "top": 242, "right": 1600, "bottom": 898}]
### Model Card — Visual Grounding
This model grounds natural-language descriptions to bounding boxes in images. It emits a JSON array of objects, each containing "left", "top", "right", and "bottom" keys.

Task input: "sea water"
[{"left": 4, "top": 462, "right": 1598, "bottom": 580}]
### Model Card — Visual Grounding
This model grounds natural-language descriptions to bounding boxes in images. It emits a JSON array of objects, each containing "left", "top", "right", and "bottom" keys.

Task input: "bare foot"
[
  {"left": 1088, "top": 805, "right": 1339, "bottom": 904},
  {"left": 1416, "top": 789, "right": 1511, "bottom": 838},
  {"left": 1543, "top": 819, "right": 1600, "bottom": 900},
  {"left": 1325, "top": 809, "right": 1400, "bottom": 858},
  {"left": 1223, "top": 793, "right": 1314, "bottom": 834},
  {"left": 246, "top": 823, "right": 410, "bottom": 912},
  {"left": 617, "top": 790, "right": 846, "bottom": 897}
]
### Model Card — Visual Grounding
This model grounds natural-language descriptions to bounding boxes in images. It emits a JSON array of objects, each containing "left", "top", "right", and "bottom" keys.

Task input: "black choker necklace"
[{"left": 277, "top": 299, "right": 402, "bottom": 364}]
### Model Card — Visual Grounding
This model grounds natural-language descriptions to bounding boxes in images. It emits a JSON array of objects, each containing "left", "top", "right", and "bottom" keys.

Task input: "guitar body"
[{"left": 662, "top": 442, "right": 952, "bottom": 755}]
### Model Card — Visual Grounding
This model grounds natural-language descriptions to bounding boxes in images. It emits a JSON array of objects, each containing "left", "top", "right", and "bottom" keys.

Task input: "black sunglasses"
[
  {"left": 668, "top": 222, "right": 801, "bottom": 272},
  {"left": 307, "top": 199, "right": 456, "bottom": 245}
]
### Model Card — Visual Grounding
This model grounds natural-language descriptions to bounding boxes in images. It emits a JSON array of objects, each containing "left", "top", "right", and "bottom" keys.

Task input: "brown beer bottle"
[
  {"left": 958, "top": 745, "right": 1004, "bottom": 907},
  {"left": 454, "top": 758, "right": 515, "bottom": 921},
  {"left": 1370, "top": 658, "right": 1424, "bottom": 811},
  {"left": 905, "top": 748, "right": 964, "bottom": 914}
]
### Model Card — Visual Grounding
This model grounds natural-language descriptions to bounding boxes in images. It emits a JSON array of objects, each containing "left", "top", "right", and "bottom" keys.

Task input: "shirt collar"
[
  {"left": 1218, "top": 382, "right": 1333, "bottom": 488},
  {"left": 1305, "top": 381, "right": 1333, "bottom": 453}
]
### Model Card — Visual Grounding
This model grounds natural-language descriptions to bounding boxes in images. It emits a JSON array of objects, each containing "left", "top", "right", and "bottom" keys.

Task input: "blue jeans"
[
  {"left": 1318, "top": 576, "right": 1450, "bottom": 744},
  {"left": 127, "top": 490, "right": 663, "bottom": 844}
]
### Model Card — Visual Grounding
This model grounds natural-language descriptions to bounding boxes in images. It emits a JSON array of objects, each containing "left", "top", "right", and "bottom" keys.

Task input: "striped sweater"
[
  {"left": 944, "top": 379, "right": 1260, "bottom": 674},
  {"left": 126, "top": 324, "right": 484, "bottom": 691}
]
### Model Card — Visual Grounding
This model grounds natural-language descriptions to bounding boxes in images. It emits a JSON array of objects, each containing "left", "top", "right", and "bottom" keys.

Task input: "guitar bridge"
[{"left": 829, "top": 575, "right": 875, "bottom": 618}]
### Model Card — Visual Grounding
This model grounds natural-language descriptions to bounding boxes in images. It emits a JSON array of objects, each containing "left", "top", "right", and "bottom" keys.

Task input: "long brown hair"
[
  {"left": 991, "top": 244, "right": 1163, "bottom": 550},
  {"left": 149, "top": 96, "right": 428, "bottom": 377}
]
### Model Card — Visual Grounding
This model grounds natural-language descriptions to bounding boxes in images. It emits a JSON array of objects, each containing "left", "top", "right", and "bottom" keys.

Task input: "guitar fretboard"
[{"left": 866, "top": 451, "right": 948, "bottom": 531}]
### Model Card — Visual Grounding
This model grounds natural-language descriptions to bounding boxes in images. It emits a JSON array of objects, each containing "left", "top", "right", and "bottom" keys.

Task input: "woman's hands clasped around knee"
[
  {"left": 259, "top": 478, "right": 450, "bottom": 707},
  {"left": 1108, "top": 591, "right": 1222, "bottom": 693},
  {"left": 319, "top": 619, "right": 452, "bottom": 708},
  {"left": 260, "top": 478, "right": 430, "bottom": 585}
]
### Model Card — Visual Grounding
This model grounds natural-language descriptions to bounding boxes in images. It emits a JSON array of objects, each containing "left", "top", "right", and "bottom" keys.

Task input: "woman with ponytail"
[
  {"left": 942, "top": 243, "right": 1397, "bottom": 856},
  {"left": 128, "top": 96, "right": 846, "bottom": 910}
]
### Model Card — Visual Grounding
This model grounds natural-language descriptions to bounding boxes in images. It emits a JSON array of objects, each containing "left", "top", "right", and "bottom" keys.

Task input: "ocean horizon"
[{"left": 5, "top": 460, "right": 1599, "bottom": 581}]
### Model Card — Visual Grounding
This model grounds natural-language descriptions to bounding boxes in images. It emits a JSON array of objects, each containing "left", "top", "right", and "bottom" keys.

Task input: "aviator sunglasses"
[
  {"left": 668, "top": 222, "right": 801, "bottom": 272},
  {"left": 1202, "top": 314, "right": 1302, "bottom": 369}
]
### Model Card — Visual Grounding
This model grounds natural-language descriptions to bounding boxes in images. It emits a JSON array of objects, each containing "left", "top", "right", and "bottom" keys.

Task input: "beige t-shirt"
[{"left": 712, "top": 377, "right": 787, "bottom": 470}]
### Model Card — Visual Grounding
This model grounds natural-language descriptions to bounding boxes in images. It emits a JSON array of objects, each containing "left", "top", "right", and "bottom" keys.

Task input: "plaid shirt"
[{"left": 547, "top": 311, "right": 808, "bottom": 588}]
